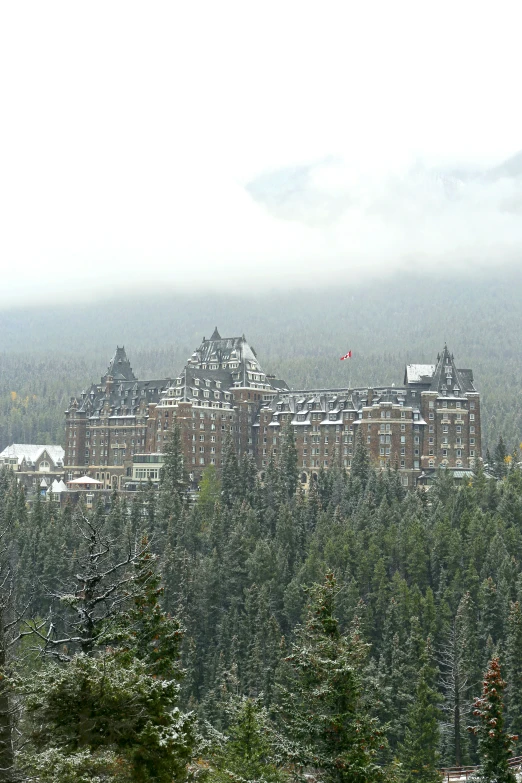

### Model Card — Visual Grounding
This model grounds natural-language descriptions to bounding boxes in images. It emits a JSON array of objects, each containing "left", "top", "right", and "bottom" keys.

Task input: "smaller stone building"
[{"left": 0, "top": 444, "right": 65, "bottom": 494}]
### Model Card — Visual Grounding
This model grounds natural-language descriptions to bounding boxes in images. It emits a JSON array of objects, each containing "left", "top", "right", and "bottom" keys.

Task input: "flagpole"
[{"left": 340, "top": 350, "right": 352, "bottom": 391}]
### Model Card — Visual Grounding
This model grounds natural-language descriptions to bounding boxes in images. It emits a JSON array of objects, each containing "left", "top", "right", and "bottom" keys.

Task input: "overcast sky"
[{"left": 1, "top": 1, "right": 521, "bottom": 306}]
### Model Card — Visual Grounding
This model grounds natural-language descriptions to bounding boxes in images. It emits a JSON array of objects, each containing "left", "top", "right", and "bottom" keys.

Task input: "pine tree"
[
  {"left": 198, "top": 464, "right": 221, "bottom": 518},
  {"left": 18, "top": 531, "right": 194, "bottom": 782},
  {"left": 470, "top": 657, "right": 516, "bottom": 783},
  {"left": 351, "top": 429, "right": 371, "bottom": 487},
  {"left": 278, "top": 419, "right": 299, "bottom": 501},
  {"left": 158, "top": 422, "right": 187, "bottom": 538},
  {"left": 493, "top": 437, "right": 509, "bottom": 480},
  {"left": 276, "top": 572, "right": 391, "bottom": 783},
  {"left": 505, "top": 601, "right": 522, "bottom": 752},
  {"left": 398, "top": 639, "right": 441, "bottom": 783},
  {"left": 208, "top": 697, "right": 286, "bottom": 782},
  {"left": 221, "top": 433, "right": 241, "bottom": 508}
]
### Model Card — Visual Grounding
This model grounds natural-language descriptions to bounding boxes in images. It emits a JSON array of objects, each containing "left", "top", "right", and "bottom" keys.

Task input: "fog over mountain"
[
  {"left": 245, "top": 150, "right": 522, "bottom": 272},
  {"left": 1, "top": 3, "right": 522, "bottom": 305}
]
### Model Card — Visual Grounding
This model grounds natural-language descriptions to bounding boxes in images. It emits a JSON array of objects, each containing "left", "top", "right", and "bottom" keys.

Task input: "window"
[
  {"left": 429, "top": 412, "right": 434, "bottom": 420},
  {"left": 470, "top": 414, "right": 475, "bottom": 421},
  {"left": 470, "top": 402, "right": 475, "bottom": 409}
]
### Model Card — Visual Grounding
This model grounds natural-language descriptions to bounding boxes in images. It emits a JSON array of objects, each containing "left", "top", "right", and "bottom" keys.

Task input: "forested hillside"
[
  {"left": 0, "top": 265, "right": 521, "bottom": 452},
  {"left": 2, "top": 427, "right": 522, "bottom": 780}
]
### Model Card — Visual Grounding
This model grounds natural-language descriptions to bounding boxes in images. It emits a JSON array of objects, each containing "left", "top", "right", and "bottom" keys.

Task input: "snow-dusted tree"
[
  {"left": 470, "top": 657, "right": 516, "bottom": 783},
  {"left": 17, "top": 517, "right": 194, "bottom": 782},
  {"left": 398, "top": 639, "right": 442, "bottom": 783},
  {"left": 207, "top": 697, "right": 286, "bottom": 783},
  {"left": 276, "top": 572, "right": 392, "bottom": 783}
]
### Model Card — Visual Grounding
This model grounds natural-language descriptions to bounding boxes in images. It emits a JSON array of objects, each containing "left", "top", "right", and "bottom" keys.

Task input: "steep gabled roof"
[
  {"left": 428, "top": 345, "right": 472, "bottom": 396},
  {"left": 103, "top": 346, "right": 136, "bottom": 382}
]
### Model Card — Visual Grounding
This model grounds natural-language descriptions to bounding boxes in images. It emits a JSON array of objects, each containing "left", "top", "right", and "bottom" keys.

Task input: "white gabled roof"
[
  {"left": 0, "top": 444, "right": 65, "bottom": 466},
  {"left": 406, "top": 364, "right": 435, "bottom": 383},
  {"left": 51, "top": 479, "right": 68, "bottom": 493},
  {"left": 67, "top": 475, "right": 102, "bottom": 485}
]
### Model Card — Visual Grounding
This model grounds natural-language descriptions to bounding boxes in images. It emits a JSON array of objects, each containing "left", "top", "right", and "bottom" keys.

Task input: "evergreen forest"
[{"left": 1, "top": 425, "right": 522, "bottom": 781}]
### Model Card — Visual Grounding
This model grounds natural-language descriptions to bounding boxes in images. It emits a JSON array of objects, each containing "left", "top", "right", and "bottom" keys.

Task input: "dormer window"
[{"left": 194, "top": 379, "right": 199, "bottom": 386}]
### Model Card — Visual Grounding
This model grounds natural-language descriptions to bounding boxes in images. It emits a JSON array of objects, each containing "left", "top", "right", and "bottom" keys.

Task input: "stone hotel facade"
[{"left": 64, "top": 331, "right": 481, "bottom": 489}]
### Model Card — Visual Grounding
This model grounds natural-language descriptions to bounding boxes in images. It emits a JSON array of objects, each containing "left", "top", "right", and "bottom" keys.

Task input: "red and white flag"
[{"left": 340, "top": 351, "right": 352, "bottom": 360}]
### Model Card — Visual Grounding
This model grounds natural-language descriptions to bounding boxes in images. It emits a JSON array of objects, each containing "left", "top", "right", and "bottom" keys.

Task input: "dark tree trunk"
[
  {"left": 454, "top": 671, "right": 461, "bottom": 768},
  {"left": 0, "top": 611, "right": 14, "bottom": 782}
]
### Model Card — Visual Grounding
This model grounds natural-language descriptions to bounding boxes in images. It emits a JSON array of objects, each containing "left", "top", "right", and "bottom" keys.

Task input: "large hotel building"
[{"left": 64, "top": 330, "right": 481, "bottom": 490}]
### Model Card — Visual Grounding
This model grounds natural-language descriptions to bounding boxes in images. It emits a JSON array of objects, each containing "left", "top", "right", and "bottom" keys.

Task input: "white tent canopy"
[{"left": 67, "top": 475, "right": 102, "bottom": 485}]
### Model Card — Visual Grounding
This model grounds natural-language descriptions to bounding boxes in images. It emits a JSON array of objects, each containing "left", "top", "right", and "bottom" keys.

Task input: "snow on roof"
[
  {"left": 67, "top": 476, "right": 102, "bottom": 485},
  {"left": 0, "top": 444, "right": 65, "bottom": 465},
  {"left": 406, "top": 364, "right": 435, "bottom": 383},
  {"left": 51, "top": 479, "right": 68, "bottom": 493}
]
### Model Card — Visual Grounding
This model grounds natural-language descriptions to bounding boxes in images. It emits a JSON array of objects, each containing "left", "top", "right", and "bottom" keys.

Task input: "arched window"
[
  {"left": 312, "top": 472, "right": 318, "bottom": 482},
  {"left": 39, "top": 460, "right": 50, "bottom": 472},
  {"left": 300, "top": 472, "right": 308, "bottom": 484}
]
